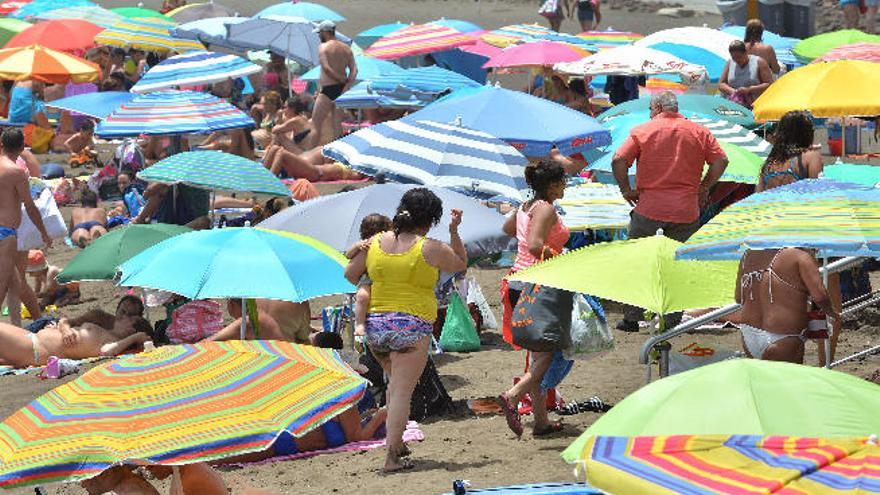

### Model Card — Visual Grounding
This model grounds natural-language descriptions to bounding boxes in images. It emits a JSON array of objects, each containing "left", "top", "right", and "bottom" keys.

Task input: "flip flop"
[
  {"left": 533, "top": 421, "right": 564, "bottom": 437},
  {"left": 497, "top": 394, "right": 523, "bottom": 438}
]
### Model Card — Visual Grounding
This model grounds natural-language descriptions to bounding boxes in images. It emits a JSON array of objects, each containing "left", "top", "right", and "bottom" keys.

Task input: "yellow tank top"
[{"left": 366, "top": 235, "right": 439, "bottom": 322}]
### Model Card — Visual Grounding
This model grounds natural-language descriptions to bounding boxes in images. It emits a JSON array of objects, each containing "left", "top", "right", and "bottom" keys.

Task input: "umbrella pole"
[
  {"left": 822, "top": 256, "right": 832, "bottom": 368},
  {"left": 842, "top": 122, "right": 846, "bottom": 158},
  {"left": 240, "top": 297, "right": 248, "bottom": 340}
]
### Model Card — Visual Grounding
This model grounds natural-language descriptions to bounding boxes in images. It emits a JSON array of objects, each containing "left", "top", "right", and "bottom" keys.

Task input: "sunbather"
[
  {"left": 68, "top": 294, "right": 145, "bottom": 332},
  {"left": 264, "top": 146, "right": 364, "bottom": 182},
  {"left": 80, "top": 463, "right": 227, "bottom": 495},
  {"left": 69, "top": 189, "right": 108, "bottom": 248}
]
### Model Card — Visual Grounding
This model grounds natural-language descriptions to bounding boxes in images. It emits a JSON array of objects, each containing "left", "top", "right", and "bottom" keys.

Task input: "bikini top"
[
  {"left": 762, "top": 154, "right": 806, "bottom": 188},
  {"left": 740, "top": 250, "right": 808, "bottom": 304}
]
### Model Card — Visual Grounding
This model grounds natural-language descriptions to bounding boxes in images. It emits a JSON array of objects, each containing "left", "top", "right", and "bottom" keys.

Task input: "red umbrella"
[
  {"left": 6, "top": 19, "right": 103, "bottom": 54},
  {"left": 0, "top": 0, "right": 31, "bottom": 15}
]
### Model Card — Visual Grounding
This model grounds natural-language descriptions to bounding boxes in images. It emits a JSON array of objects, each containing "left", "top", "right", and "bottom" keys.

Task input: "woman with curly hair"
[{"left": 757, "top": 110, "right": 823, "bottom": 192}]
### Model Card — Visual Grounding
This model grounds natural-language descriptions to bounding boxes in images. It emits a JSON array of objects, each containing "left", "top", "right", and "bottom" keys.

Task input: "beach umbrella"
[
  {"left": 8, "top": 0, "right": 95, "bottom": 20},
  {"left": 256, "top": 1, "right": 344, "bottom": 21},
  {"left": 459, "top": 39, "right": 503, "bottom": 59},
  {"left": 642, "top": 42, "right": 727, "bottom": 82},
  {"left": 577, "top": 28, "right": 643, "bottom": 47},
  {"left": 119, "top": 227, "right": 354, "bottom": 302},
  {"left": 335, "top": 81, "right": 430, "bottom": 110},
  {"left": 814, "top": 42, "right": 880, "bottom": 63},
  {"left": 599, "top": 94, "right": 757, "bottom": 128},
  {"left": 480, "top": 23, "right": 556, "bottom": 48},
  {"left": 0, "top": 0, "right": 31, "bottom": 16},
  {"left": 109, "top": 6, "right": 173, "bottom": 23},
  {"left": 429, "top": 18, "right": 482, "bottom": 33},
  {"left": 823, "top": 162, "right": 880, "bottom": 186},
  {"left": 553, "top": 44, "right": 708, "bottom": 85},
  {"left": 5, "top": 19, "right": 102, "bottom": 53},
  {"left": 405, "top": 85, "right": 611, "bottom": 156},
  {"left": 0, "top": 18, "right": 31, "bottom": 48},
  {"left": 166, "top": 2, "right": 236, "bottom": 24},
  {"left": 225, "top": 15, "right": 325, "bottom": 68},
  {"left": 299, "top": 55, "right": 404, "bottom": 82},
  {"left": 508, "top": 235, "right": 738, "bottom": 317},
  {"left": 171, "top": 16, "right": 247, "bottom": 49},
  {"left": 132, "top": 51, "right": 261, "bottom": 93},
  {"left": 362, "top": 66, "right": 482, "bottom": 95},
  {"left": 324, "top": 119, "right": 529, "bottom": 201},
  {"left": 57, "top": 224, "right": 192, "bottom": 283},
  {"left": 635, "top": 26, "right": 738, "bottom": 59},
  {"left": 95, "top": 18, "right": 204, "bottom": 53},
  {"left": 139, "top": 151, "right": 290, "bottom": 197},
  {"left": 794, "top": 29, "right": 880, "bottom": 62},
  {"left": 96, "top": 90, "right": 253, "bottom": 137},
  {"left": 0, "top": 44, "right": 99, "bottom": 83},
  {"left": 261, "top": 183, "right": 513, "bottom": 258},
  {"left": 482, "top": 40, "right": 592, "bottom": 69},
  {"left": 0, "top": 340, "right": 366, "bottom": 488},
  {"left": 45, "top": 91, "right": 135, "bottom": 120},
  {"left": 557, "top": 182, "right": 632, "bottom": 230},
  {"left": 752, "top": 60, "right": 880, "bottom": 120},
  {"left": 676, "top": 179, "right": 880, "bottom": 260},
  {"left": 354, "top": 22, "right": 407, "bottom": 49},
  {"left": 33, "top": 5, "right": 124, "bottom": 28},
  {"left": 364, "top": 23, "right": 476, "bottom": 60}
]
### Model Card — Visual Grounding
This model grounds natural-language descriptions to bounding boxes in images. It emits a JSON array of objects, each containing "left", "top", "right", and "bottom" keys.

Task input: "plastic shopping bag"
[
  {"left": 564, "top": 294, "right": 614, "bottom": 360},
  {"left": 438, "top": 292, "right": 481, "bottom": 352}
]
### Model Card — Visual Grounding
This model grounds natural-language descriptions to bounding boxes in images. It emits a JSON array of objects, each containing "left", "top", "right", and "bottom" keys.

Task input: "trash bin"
[
  {"left": 717, "top": 0, "right": 749, "bottom": 25},
  {"left": 784, "top": 0, "right": 815, "bottom": 38},
  {"left": 758, "top": 0, "right": 786, "bottom": 35}
]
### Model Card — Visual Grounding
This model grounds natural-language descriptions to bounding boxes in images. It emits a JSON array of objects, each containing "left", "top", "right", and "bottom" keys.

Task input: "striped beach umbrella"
[
  {"left": 0, "top": 44, "right": 99, "bottom": 83},
  {"left": 324, "top": 119, "right": 529, "bottom": 201},
  {"left": 8, "top": 0, "right": 95, "bottom": 19},
  {"left": 480, "top": 23, "right": 555, "bottom": 48},
  {"left": 33, "top": 5, "right": 124, "bottom": 28},
  {"left": 0, "top": 0, "right": 31, "bottom": 16},
  {"left": 364, "top": 66, "right": 482, "bottom": 95},
  {"left": 558, "top": 182, "right": 633, "bottom": 230},
  {"left": 365, "top": 23, "right": 476, "bottom": 60},
  {"left": 96, "top": 90, "right": 253, "bottom": 137},
  {"left": 132, "top": 51, "right": 261, "bottom": 93},
  {"left": 0, "top": 340, "right": 366, "bottom": 488},
  {"left": 110, "top": 6, "right": 173, "bottom": 23},
  {"left": 139, "top": 151, "right": 289, "bottom": 197},
  {"left": 171, "top": 16, "right": 247, "bottom": 49},
  {"left": 814, "top": 42, "right": 880, "bottom": 64},
  {"left": 95, "top": 18, "right": 204, "bottom": 54},
  {"left": 46, "top": 91, "right": 135, "bottom": 120},
  {"left": 299, "top": 55, "right": 404, "bottom": 82},
  {"left": 577, "top": 29, "right": 643, "bottom": 45},
  {"left": 354, "top": 22, "right": 407, "bottom": 49},
  {"left": 635, "top": 26, "right": 738, "bottom": 60},
  {"left": 255, "top": 1, "right": 344, "bottom": 22},
  {"left": 676, "top": 179, "right": 880, "bottom": 260}
]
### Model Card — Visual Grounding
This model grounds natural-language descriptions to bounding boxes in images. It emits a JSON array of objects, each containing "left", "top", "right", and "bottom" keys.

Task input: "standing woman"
[
  {"left": 345, "top": 188, "right": 467, "bottom": 473},
  {"left": 571, "top": 0, "right": 601, "bottom": 31},
  {"left": 498, "top": 160, "right": 569, "bottom": 438}
]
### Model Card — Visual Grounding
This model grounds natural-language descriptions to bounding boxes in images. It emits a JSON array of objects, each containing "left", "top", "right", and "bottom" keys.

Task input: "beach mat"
[
  {"left": 0, "top": 356, "right": 107, "bottom": 377},
  {"left": 441, "top": 482, "right": 602, "bottom": 495}
]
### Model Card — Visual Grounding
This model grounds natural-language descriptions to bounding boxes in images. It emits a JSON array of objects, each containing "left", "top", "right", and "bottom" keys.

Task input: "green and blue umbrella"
[
  {"left": 9, "top": 0, "right": 95, "bottom": 19},
  {"left": 598, "top": 94, "right": 756, "bottom": 128},
  {"left": 33, "top": 5, "right": 124, "bottom": 28},
  {"left": 138, "top": 151, "right": 289, "bottom": 197}
]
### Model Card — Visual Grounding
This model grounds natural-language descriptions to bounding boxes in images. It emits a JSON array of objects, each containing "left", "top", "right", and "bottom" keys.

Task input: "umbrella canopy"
[
  {"left": 752, "top": 60, "right": 880, "bottom": 120},
  {"left": 256, "top": 1, "right": 345, "bottom": 22},
  {"left": 557, "top": 182, "right": 632, "bottom": 230},
  {"left": 5, "top": 19, "right": 102, "bottom": 53},
  {"left": 508, "top": 235, "right": 738, "bottom": 316},
  {"left": 823, "top": 162, "right": 880, "bottom": 186},
  {"left": 335, "top": 81, "right": 430, "bottom": 110},
  {"left": 96, "top": 90, "right": 253, "bottom": 137},
  {"left": 553, "top": 44, "right": 708, "bottom": 85},
  {"left": 815, "top": 42, "right": 880, "bottom": 63},
  {"left": 0, "top": 0, "right": 31, "bottom": 15},
  {"left": 676, "top": 178, "right": 880, "bottom": 260},
  {"left": 0, "top": 44, "right": 99, "bottom": 83},
  {"left": 8, "top": 0, "right": 94, "bottom": 19},
  {"left": 0, "top": 17, "right": 31, "bottom": 47},
  {"left": 406, "top": 85, "right": 611, "bottom": 156},
  {"left": 171, "top": 16, "right": 248, "bottom": 49},
  {"left": 260, "top": 183, "right": 513, "bottom": 258},
  {"left": 226, "top": 15, "right": 324, "bottom": 68},
  {"left": 96, "top": 18, "right": 204, "bottom": 53},
  {"left": 643, "top": 42, "right": 727, "bottom": 82},
  {"left": 119, "top": 228, "right": 355, "bottom": 301},
  {"left": 139, "top": 151, "right": 290, "bottom": 197},
  {"left": 57, "top": 224, "right": 192, "bottom": 283},
  {"left": 324, "top": 119, "right": 529, "bottom": 201},
  {"left": 598, "top": 94, "right": 757, "bottom": 128},
  {"left": 365, "top": 23, "right": 476, "bottom": 60},
  {"left": 480, "top": 23, "right": 556, "bottom": 48},
  {"left": 362, "top": 66, "right": 482, "bottom": 95},
  {"left": 635, "top": 26, "right": 738, "bottom": 59},
  {"left": 354, "top": 22, "right": 407, "bottom": 48},
  {"left": 459, "top": 39, "right": 503, "bottom": 59},
  {"left": 132, "top": 51, "right": 261, "bottom": 93},
  {"left": 794, "top": 29, "right": 880, "bottom": 62},
  {"left": 33, "top": 5, "right": 124, "bottom": 28},
  {"left": 482, "top": 40, "right": 591, "bottom": 69},
  {"left": 166, "top": 2, "right": 236, "bottom": 24},
  {"left": 110, "top": 6, "right": 173, "bottom": 23},
  {"left": 577, "top": 29, "right": 643, "bottom": 46},
  {"left": 0, "top": 340, "right": 366, "bottom": 488},
  {"left": 45, "top": 91, "right": 135, "bottom": 120},
  {"left": 299, "top": 55, "right": 404, "bottom": 82}
]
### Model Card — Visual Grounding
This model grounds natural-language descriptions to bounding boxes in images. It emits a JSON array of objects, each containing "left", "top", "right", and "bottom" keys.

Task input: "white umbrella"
[
  {"left": 635, "top": 26, "right": 738, "bottom": 60},
  {"left": 553, "top": 45, "right": 708, "bottom": 85}
]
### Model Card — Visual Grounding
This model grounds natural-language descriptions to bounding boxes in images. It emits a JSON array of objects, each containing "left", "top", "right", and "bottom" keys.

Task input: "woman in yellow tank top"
[{"left": 345, "top": 188, "right": 468, "bottom": 473}]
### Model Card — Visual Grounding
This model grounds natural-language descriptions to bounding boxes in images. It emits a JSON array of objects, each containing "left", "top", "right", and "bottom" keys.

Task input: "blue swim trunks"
[{"left": 0, "top": 226, "right": 16, "bottom": 242}]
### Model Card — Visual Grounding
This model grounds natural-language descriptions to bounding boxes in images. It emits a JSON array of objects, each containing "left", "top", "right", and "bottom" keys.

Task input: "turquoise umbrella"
[
  {"left": 355, "top": 22, "right": 407, "bottom": 49},
  {"left": 599, "top": 94, "right": 757, "bottom": 128},
  {"left": 138, "top": 151, "right": 289, "bottom": 197},
  {"left": 255, "top": 1, "right": 344, "bottom": 22},
  {"left": 299, "top": 55, "right": 405, "bottom": 82},
  {"left": 823, "top": 162, "right": 880, "bottom": 187}
]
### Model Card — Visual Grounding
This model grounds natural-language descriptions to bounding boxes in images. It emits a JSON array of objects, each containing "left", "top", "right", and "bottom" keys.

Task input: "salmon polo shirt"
[{"left": 614, "top": 112, "right": 727, "bottom": 224}]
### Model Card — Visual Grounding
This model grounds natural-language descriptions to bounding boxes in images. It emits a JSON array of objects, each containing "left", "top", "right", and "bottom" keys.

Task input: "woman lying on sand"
[{"left": 263, "top": 146, "right": 364, "bottom": 182}]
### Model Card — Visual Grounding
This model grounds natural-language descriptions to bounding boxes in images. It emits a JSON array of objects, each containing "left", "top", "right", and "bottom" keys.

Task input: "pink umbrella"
[
  {"left": 814, "top": 42, "right": 880, "bottom": 63},
  {"left": 364, "top": 23, "right": 475, "bottom": 60},
  {"left": 482, "top": 40, "right": 593, "bottom": 69},
  {"left": 458, "top": 33, "right": 503, "bottom": 58}
]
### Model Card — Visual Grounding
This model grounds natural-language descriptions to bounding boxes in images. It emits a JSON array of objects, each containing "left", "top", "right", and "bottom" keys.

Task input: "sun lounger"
[{"left": 441, "top": 482, "right": 601, "bottom": 495}]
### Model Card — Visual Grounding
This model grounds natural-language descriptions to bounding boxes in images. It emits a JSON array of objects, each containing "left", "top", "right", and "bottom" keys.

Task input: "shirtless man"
[
  {"left": 206, "top": 299, "right": 286, "bottom": 341},
  {"left": 65, "top": 119, "right": 98, "bottom": 167},
  {"left": 0, "top": 315, "right": 151, "bottom": 368},
  {"left": 736, "top": 248, "right": 838, "bottom": 364},
  {"left": 0, "top": 128, "right": 52, "bottom": 327},
  {"left": 256, "top": 299, "right": 314, "bottom": 343},
  {"left": 310, "top": 21, "right": 357, "bottom": 147},
  {"left": 70, "top": 189, "right": 108, "bottom": 248}
]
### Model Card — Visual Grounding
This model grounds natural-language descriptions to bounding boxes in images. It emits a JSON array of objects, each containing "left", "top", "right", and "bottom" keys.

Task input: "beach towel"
[
  {"left": 8, "top": 86, "right": 45, "bottom": 125},
  {"left": 166, "top": 300, "right": 224, "bottom": 344},
  {"left": 0, "top": 356, "right": 107, "bottom": 377}
]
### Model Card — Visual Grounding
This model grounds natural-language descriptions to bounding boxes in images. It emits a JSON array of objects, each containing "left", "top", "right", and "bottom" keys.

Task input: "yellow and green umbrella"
[
  {"left": 109, "top": 6, "right": 174, "bottom": 24},
  {"left": 95, "top": 18, "right": 203, "bottom": 53}
]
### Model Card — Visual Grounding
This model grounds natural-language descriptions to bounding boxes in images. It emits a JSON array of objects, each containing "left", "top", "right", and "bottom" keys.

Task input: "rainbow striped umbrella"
[
  {"left": 365, "top": 23, "right": 476, "bottom": 60},
  {"left": 95, "top": 18, "right": 204, "bottom": 53},
  {"left": 577, "top": 29, "right": 643, "bottom": 45},
  {"left": 0, "top": 340, "right": 366, "bottom": 488},
  {"left": 480, "top": 23, "right": 555, "bottom": 48},
  {"left": 814, "top": 42, "right": 880, "bottom": 63}
]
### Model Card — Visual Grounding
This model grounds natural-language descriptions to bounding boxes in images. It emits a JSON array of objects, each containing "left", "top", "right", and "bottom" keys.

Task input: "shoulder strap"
[{"left": 795, "top": 153, "right": 806, "bottom": 179}]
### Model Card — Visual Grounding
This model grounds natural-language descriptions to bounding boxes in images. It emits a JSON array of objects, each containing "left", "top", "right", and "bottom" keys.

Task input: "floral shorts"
[{"left": 365, "top": 312, "right": 433, "bottom": 353}]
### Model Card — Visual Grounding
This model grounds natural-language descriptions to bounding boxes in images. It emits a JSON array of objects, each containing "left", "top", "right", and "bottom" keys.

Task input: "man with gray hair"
[{"left": 611, "top": 91, "right": 728, "bottom": 332}]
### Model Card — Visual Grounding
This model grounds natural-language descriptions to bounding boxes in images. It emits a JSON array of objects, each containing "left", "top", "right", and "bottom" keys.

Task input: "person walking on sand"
[
  {"left": 611, "top": 91, "right": 728, "bottom": 332},
  {"left": 310, "top": 21, "right": 357, "bottom": 147},
  {"left": 345, "top": 188, "right": 467, "bottom": 473}
]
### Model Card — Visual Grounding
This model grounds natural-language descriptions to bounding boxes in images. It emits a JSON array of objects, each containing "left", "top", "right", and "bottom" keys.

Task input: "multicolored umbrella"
[
  {"left": 132, "top": 51, "right": 261, "bottom": 93},
  {"left": 577, "top": 29, "right": 643, "bottom": 46},
  {"left": 599, "top": 94, "right": 757, "bottom": 129},
  {"left": 676, "top": 178, "right": 880, "bottom": 260},
  {"left": 794, "top": 29, "right": 880, "bottom": 62},
  {"left": 814, "top": 42, "right": 880, "bottom": 63},
  {"left": 119, "top": 228, "right": 355, "bottom": 302},
  {"left": 482, "top": 40, "right": 591, "bottom": 69},
  {"left": 554, "top": 44, "right": 708, "bottom": 85},
  {"left": 32, "top": 5, "right": 123, "bottom": 28},
  {"left": 823, "top": 162, "right": 880, "bottom": 186},
  {"left": 0, "top": 17, "right": 31, "bottom": 47},
  {"left": 480, "top": 23, "right": 555, "bottom": 48},
  {"left": 0, "top": 340, "right": 366, "bottom": 488},
  {"left": 57, "top": 224, "right": 192, "bottom": 283},
  {"left": 46, "top": 91, "right": 135, "bottom": 120},
  {"left": 557, "top": 182, "right": 632, "bottom": 230},
  {"left": 459, "top": 39, "right": 503, "bottom": 59},
  {"left": 165, "top": 2, "right": 236, "bottom": 24},
  {"left": 365, "top": 23, "right": 476, "bottom": 60},
  {"left": 324, "top": 119, "right": 529, "bottom": 201},
  {"left": 96, "top": 90, "right": 253, "bottom": 137},
  {"left": 8, "top": 0, "right": 94, "bottom": 19},
  {"left": 139, "top": 151, "right": 290, "bottom": 197},
  {"left": 644, "top": 42, "right": 727, "bottom": 82},
  {"left": 354, "top": 22, "right": 407, "bottom": 49},
  {"left": 0, "top": 44, "right": 99, "bottom": 83},
  {"left": 635, "top": 26, "right": 738, "bottom": 60},
  {"left": 255, "top": 1, "right": 345, "bottom": 22},
  {"left": 752, "top": 60, "right": 880, "bottom": 120},
  {"left": 5, "top": 19, "right": 102, "bottom": 53},
  {"left": 95, "top": 18, "right": 204, "bottom": 53},
  {"left": 109, "top": 6, "right": 173, "bottom": 23}
]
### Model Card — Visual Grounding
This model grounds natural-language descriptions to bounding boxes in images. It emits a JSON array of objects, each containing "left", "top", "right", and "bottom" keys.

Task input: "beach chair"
[{"left": 441, "top": 482, "right": 601, "bottom": 495}]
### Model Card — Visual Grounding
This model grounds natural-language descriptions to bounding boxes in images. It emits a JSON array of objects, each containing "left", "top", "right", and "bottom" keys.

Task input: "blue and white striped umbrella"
[
  {"left": 96, "top": 90, "right": 253, "bottom": 137},
  {"left": 323, "top": 119, "right": 529, "bottom": 201},
  {"left": 366, "top": 66, "right": 482, "bottom": 94},
  {"left": 139, "top": 151, "right": 290, "bottom": 197},
  {"left": 132, "top": 51, "right": 262, "bottom": 93}
]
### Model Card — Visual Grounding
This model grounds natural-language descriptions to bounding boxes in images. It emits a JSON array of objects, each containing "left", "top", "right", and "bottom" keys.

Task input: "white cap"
[{"left": 314, "top": 20, "right": 336, "bottom": 33}]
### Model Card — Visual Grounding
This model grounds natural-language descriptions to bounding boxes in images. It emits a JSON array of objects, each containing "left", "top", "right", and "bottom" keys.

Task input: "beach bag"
[
  {"left": 24, "top": 124, "right": 53, "bottom": 154},
  {"left": 564, "top": 294, "right": 615, "bottom": 360},
  {"left": 166, "top": 300, "right": 224, "bottom": 344},
  {"left": 510, "top": 283, "right": 573, "bottom": 352},
  {"left": 438, "top": 293, "right": 481, "bottom": 352},
  {"left": 538, "top": 0, "right": 560, "bottom": 17},
  {"left": 17, "top": 181, "right": 66, "bottom": 251}
]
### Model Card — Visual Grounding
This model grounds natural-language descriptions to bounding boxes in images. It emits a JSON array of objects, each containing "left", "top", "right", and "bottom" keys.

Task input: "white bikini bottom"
[{"left": 739, "top": 324, "right": 807, "bottom": 359}]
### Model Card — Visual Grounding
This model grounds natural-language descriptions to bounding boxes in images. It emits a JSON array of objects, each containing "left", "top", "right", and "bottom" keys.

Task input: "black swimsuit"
[{"left": 321, "top": 83, "right": 345, "bottom": 101}]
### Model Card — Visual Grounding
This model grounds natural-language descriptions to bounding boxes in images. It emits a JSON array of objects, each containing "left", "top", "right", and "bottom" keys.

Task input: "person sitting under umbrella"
[
  {"left": 205, "top": 299, "right": 286, "bottom": 342},
  {"left": 718, "top": 40, "right": 773, "bottom": 109},
  {"left": 81, "top": 463, "right": 226, "bottom": 495}
]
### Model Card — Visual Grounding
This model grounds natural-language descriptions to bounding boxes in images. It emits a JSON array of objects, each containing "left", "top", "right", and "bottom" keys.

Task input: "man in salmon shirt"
[{"left": 611, "top": 91, "right": 729, "bottom": 332}]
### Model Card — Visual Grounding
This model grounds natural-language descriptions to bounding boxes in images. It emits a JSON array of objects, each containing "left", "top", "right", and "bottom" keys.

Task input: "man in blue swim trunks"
[
  {"left": 0, "top": 128, "right": 52, "bottom": 327},
  {"left": 69, "top": 189, "right": 108, "bottom": 248}
]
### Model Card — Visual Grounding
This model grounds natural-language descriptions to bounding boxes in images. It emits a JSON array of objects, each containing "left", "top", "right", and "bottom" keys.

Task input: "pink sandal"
[{"left": 497, "top": 394, "right": 523, "bottom": 438}]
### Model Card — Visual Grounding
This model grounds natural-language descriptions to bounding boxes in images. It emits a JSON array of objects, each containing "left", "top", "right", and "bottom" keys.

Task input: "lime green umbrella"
[
  {"left": 562, "top": 359, "right": 880, "bottom": 462},
  {"left": 823, "top": 162, "right": 880, "bottom": 187},
  {"left": 713, "top": 141, "right": 764, "bottom": 185},
  {"left": 507, "top": 235, "right": 738, "bottom": 317},
  {"left": 793, "top": 29, "right": 880, "bottom": 62},
  {"left": 110, "top": 7, "right": 174, "bottom": 23},
  {"left": 57, "top": 224, "right": 191, "bottom": 283},
  {"left": 0, "top": 18, "right": 31, "bottom": 48}
]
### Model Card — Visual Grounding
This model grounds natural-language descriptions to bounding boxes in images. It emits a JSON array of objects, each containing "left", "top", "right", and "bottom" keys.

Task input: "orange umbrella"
[
  {"left": 0, "top": 44, "right": 100, "bottom": 83},
  {"left": 5, "top": 19, "right": 102, "bottom": 53}
]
